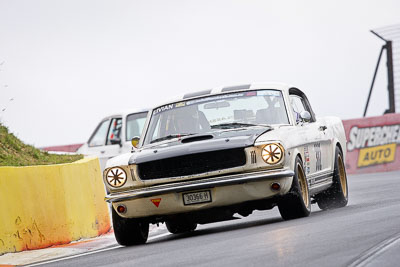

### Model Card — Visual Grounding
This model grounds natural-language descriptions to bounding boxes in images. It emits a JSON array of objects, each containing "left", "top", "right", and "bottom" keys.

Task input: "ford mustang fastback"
[{"left": 103, "top": 83, "right": 349, "bottom": 245}]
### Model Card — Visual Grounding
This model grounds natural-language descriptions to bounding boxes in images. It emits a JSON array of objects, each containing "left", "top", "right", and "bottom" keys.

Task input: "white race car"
[
  {"left": 103, "top": 83, "right": 348, "bottom": 245},
  {"left": 77, "top": 109, "right": 148, "bottom": 170}
]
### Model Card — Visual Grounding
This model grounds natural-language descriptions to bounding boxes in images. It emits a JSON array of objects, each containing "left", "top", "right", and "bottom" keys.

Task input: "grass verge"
[{"left": 0, "top": 124, "right": 83, "bottom": 166}]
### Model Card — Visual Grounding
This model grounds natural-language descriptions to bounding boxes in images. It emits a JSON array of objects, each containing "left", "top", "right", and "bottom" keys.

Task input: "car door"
[
  {"left": 289, "top": 94, "right": 332, "bottom": 182},
  {"left": 102, "top": 117, "right": 124, "bottom": 167},
  {"left": 87, "top": 117, "right": 123, "bottom": 170}
]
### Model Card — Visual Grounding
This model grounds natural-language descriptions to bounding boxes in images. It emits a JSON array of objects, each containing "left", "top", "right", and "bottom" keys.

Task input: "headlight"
[
  {"left": 105, "top": 167, "right": 127, "bottom": 188},
  {"left": 261, "top": 143, "right": 284, "bottom": 165}
]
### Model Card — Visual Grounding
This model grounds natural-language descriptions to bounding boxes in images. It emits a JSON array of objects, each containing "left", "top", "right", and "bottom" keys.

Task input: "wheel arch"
[
  {"left": 286, "top": 145, "right": 305, "bottom": 172},
  {"left": 287, "top": 146, "right": 303, "bottom": 170},
  {"left": 296, "top": 152, "right": 303, "bottom": 163},
  {"left": 332, "top": 137, "right": 346, "bottom": 165},
  {"left": 336, "top": 141, "right": 344, "bottom": 155}
]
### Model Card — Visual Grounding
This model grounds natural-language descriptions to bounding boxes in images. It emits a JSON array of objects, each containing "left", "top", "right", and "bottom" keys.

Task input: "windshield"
[
  {"left": 143, "top": 90, "right": 289, "bottom": 145},
  {"left": 126, "top": 112, "right": 148, "bottom": 141}
]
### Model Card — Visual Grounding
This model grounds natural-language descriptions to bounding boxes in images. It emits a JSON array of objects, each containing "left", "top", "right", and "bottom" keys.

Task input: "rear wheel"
[
  {"left": 166, "top": 220, "right": 197, "bottom": 234},
  {"left": 112, "top": 208, "right": 149, "bottom": 246},
  {"left": 278, "top": 156, "right": 311, "bottom": 220},
  {"left": 316, "top": 146, "right": 348, "bottom": 210}
]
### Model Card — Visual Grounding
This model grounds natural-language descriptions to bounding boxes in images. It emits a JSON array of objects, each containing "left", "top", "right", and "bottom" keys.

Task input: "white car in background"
[{"left": 78, "top": 109, "right": 148, "bottom": 170}]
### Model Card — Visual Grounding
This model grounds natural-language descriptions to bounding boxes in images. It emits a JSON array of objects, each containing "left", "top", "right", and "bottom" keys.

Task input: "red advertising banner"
[
  {"left": 342, "top": 113, "right": 400, "bottom": 174},
  {"left": 41, "top": 143, "right": 83, "bottom": 153}
]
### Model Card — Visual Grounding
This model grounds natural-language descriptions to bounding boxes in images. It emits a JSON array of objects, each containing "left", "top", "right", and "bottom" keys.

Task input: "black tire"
[
  {"left": 316, "top": 146, "right": 348, "bottom": 210},
  {"left": 278, "top": 156, "right": 311, "bottom": 220},
  {"left": 166, "top": 220, "right": 197, "bottom": 234},
  {"left": 112, "top": 208, "right": 149, "bottom": 246}
]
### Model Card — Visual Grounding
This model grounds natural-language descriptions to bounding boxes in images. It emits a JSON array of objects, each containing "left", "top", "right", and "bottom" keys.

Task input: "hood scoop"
[{"left": 181, "top": 134, "right": 214, "bottom": 144}]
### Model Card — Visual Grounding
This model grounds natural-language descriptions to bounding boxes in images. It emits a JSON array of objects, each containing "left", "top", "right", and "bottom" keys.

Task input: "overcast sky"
[{"left": 0, "top": 0, "right": 399, "bottom": 147}]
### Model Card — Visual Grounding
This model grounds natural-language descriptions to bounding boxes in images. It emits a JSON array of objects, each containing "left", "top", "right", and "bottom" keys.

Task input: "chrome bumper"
[{"left": 105, "top": 169, "right": 294, "bottom": 203}]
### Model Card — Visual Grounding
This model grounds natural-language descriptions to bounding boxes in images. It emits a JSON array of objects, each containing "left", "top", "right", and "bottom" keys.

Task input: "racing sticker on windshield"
[
  {"left": 186, "top": 92, "right": 245, "bottom": 106},
  {"left": 256, "top": 90, "right": 281, "bottom": 97},
  {"left": 153, "top": 104, "right": 175, "bottom": 115},
  {"left": 153, "top": 90, "right": 283, "bottom": 115},
  {"left": 246, "top": 91, "right": 257, "bottom": 96},
  {"left": 175, "top": 102, "right": 186, "bottom": 108}
]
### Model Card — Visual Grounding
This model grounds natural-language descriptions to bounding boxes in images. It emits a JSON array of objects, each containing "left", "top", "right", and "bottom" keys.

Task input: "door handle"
[
  {"left": 100, "top": 150, "right": 105, "bottom": 154},
  {"left": 319, "top": 126, "right": 327, "bottom": 131}
]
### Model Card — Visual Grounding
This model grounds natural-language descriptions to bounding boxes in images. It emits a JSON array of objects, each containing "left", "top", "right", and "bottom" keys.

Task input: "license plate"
[{"left": 183, "top": 190, "right": 212, "bottom": 205}]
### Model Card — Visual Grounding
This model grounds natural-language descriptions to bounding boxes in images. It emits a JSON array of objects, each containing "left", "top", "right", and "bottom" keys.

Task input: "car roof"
[
  {"left": 101, "top": 108, "right": 149, "bottom": 120},
  {"left": 155, "top": 82, "right": 294, "bottom": 108}
]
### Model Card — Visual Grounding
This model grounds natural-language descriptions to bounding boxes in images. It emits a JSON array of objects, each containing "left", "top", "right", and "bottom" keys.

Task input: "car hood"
[{"left": 129, "top": 126, "right": 272, "bottom": 164}]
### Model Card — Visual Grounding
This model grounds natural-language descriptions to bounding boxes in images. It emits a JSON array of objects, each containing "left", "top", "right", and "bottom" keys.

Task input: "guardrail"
[
  {"left": 0, "top": 157, "right": 110, "bottom": 255},
  {"left": 343, "top": 113, "right": 400, "bottom": 174}
]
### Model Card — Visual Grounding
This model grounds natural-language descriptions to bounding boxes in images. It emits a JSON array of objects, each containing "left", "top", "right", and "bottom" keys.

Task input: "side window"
[
  {"left": 126, "top": 112, "right": 148, "bottom": 141},
  {"left": 290, "top": 95, "right": 308, "bottom": 123},
  {"left": 88, "top": 119, "right": 111, "bottom": 147},
  {"left": 107, "top": 118, "right": 123, "bottom": 145}
]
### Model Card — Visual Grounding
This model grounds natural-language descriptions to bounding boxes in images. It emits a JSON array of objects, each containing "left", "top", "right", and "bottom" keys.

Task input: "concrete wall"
[{"left": 0, "top": 158, "right": 110, "bottom": 255}]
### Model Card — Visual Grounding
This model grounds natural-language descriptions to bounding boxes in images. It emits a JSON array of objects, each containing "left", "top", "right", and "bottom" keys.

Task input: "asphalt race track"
[{"left": 35, "top": 171, "right": 400, "bottom": 267}]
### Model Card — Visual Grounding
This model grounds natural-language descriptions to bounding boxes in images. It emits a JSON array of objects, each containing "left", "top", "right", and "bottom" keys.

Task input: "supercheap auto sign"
[{"left": 342, "top": 113, "right": 400, "bottom": 174}]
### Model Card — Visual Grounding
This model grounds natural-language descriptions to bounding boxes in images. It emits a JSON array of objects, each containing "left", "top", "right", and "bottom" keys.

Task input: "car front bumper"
[{"left": 106, "top": 169, "right": 294, "bottom": 218}]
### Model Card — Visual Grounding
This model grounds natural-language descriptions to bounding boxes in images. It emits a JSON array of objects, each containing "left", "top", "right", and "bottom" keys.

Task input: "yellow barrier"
[{"left": 0, "top": 158, "right": 110, "bottom": 255}]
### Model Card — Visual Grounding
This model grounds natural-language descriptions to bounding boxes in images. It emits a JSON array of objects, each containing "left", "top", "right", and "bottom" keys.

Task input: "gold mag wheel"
[
  {"left": 297, "top": 162, "right": 309, "bottom": 208},
  {"left": 338, "top": 154, "right": 348, "bottom": 197}
]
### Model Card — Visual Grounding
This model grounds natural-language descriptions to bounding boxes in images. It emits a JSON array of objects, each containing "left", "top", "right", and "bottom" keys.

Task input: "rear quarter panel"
[{"left": 322, "top": 116, "right": 347, "bottom": 163}]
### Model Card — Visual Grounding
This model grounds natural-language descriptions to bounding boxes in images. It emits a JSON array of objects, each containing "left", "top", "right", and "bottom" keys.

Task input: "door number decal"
[{"left": 314, "top": 143, "right": 322, "bottom": 171}]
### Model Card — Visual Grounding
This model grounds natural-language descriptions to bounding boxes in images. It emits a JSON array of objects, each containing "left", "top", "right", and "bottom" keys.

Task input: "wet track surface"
[{"left": 37, "top": 171, "right": 400, "bottom": 267}]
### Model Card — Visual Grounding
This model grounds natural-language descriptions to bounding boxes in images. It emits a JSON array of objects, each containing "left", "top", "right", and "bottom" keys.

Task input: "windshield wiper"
[
  {"left": 150, "top": 133, "right": 194, "bottom": 144},
  {"left": 211, "top": 122, "right": 270, "bottom": 129}
]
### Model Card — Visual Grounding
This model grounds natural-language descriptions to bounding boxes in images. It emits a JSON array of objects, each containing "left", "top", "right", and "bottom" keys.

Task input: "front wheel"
[
  {"left": 316, "top": 146, "right": 348, "bottom": 210},
  {"left": 112, "top": 208, "right": 149, "bottom": 246},
  {"left": 278, "top": 156, "right": 311, "bottom": 220}
]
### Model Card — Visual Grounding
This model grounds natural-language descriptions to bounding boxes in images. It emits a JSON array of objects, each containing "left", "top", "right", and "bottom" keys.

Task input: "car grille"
[{"left": 137, "top": 148, "right": 247, "bottom": 180}]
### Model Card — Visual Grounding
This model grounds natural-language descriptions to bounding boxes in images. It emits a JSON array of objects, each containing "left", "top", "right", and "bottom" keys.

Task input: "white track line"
[
  {"left": 26, "top": 232, "right": 171, "bottom": 267},
  {"left": 348, "top": 232, "right": 400, "bottom": 267}
]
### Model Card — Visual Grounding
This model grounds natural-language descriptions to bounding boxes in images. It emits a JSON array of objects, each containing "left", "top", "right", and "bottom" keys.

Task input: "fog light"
[
  {"left": 117, "top": 205, "right": 127, "bottom": 214},
  {"left": 271, "top": 182, "right": 281, "bottom": 191}
]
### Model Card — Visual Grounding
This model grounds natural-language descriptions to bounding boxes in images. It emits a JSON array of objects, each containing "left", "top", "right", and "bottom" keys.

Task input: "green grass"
[{"left": 0, "top": 124, "right": 83, "bottom": 166}]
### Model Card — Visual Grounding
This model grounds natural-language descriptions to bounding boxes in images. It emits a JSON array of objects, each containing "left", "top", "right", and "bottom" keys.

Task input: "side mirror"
[
  {"left": 110, "top": 137, "right": 122, "bottom": 146},
  {"left": 300, "top": 111, "right": 311, "bottom": 123},
  {"left": 131, "top": 136, "right": 140, "bottom": 148}
]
